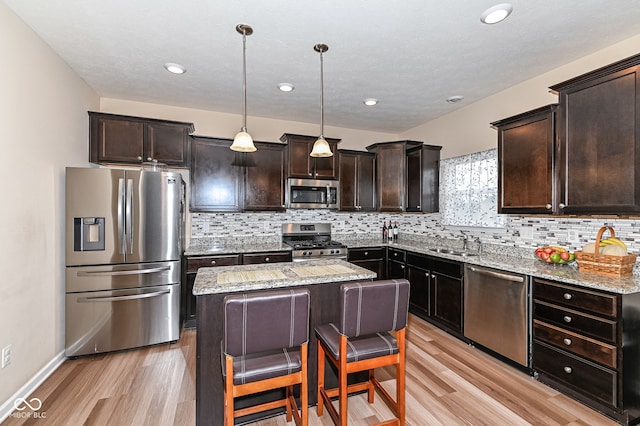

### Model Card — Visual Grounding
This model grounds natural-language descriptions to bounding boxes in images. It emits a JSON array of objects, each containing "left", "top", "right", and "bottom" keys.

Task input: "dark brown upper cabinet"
[
  {"left": 190, "top": 137, "right": 286, "bottom": 213},
  {"left": 338, "top": 150, "right": 376, "bottom": 212},
  {"left": 280, "top": 133, "right": 340, "bottom": 179},
  {"left": 89, "top": 112, "right": 194, "bottom": 167},
  {"left": 406, "top": 145, "right": 442, "bottom": 213},
  {"left": 243, "top": 142, "right": 286, "bottom": 212},
  {"left": 550, "top": 54, "right": 640, "bottom": 215},
  {"left": 492, "top": 105, "right": 557, "bottom": 214},
  {"left": 366, "top": 140, "right": 423, "bottom": 212},
  {"left": 190, "top": 136, "right": 242, "bottom": 212}
]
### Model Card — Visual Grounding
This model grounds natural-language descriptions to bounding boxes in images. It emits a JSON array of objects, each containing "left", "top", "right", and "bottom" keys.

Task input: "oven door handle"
[{"left": 292, "top": 255, "right": 347, "bottom": 262}]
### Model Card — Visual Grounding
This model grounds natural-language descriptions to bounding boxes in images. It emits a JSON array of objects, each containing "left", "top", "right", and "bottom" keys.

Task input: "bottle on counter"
[
  {"left": 382, "top": 221, "right": 388, "bottom": 242},
  {"left": 393, "top": 221, "right": 398, "bottom": 242}
]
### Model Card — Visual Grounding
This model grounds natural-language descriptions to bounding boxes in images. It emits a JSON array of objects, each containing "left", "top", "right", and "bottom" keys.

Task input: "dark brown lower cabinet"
[
  {"left": 347, "top": 247, "right": 385, "bottom": 279},
  {"left": 532, "top": 278, "right": 640, "bottom": 425},
  {"left": 182, "top": 251, "right": 291, "bottom": 328},
  {"left": 387, "top": 247, "right": 406, "bottom": 279}
]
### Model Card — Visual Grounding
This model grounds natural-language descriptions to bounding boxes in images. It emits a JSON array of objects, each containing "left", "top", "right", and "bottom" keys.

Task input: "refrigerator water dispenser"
[{"left": 73, "top": 217, "right": 105, "bottom": 251}]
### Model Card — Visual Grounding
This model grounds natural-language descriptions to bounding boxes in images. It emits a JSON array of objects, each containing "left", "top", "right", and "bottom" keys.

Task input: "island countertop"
[{"left": 193, "top": 258, "right": 377, "bottom": 295}]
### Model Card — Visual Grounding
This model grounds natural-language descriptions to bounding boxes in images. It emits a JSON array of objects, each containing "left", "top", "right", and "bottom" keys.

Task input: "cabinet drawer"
[
  {"left": 186, "top": 255, "right": 241, "bottom": 272},
  {"left": 534, "top": 300, "right": 616, "bottom": 344},
  {"left": 429, "top": 257, "right": 463, "bottom": 279},
  {"left": 387, "top": 248, "right": 406, "bottom": 262},
  {"left": 533, "top": 341, "right": 617, "bottom": 408},
  {"left": 406, "top": 252, "right": 429, "bottom": 268},
  {"left": 348, "top": 248, "right": 385, "bottom": 261},
  {"left": 534, "top": 320, "right": 617, "bottom": 368},
  {"left": 534, "top": 279, "right": 617, "bottom": 318},
  {"left": 243, "top": 251, "right": 292, "bottom": 265}
]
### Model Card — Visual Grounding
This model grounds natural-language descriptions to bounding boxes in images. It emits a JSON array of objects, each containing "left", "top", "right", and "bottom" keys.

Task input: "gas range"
[{"left": 282, "top": 223, "right": 347, "bottom": 262}]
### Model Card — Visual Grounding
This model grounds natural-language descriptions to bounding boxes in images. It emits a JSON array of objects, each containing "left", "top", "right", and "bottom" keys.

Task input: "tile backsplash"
[{"left": 190, "top": 210, "right": 640, "bottom": 254}]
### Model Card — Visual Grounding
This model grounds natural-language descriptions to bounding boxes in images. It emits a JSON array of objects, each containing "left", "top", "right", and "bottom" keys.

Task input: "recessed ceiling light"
[
  {"left": 446, "top": 95, "right": 464, "bottom": 104},
  {"left": 278, "top": 83, "right": 295, "bottom": 92},
  {"left": 480, "top": 3, "right": 513, "bottom": 24},
  {"left": 164, "top": 62, "right": 186, "bottom": 74},
  {"left": 363, "top": 98, "right": 379, "bottom": 106}
]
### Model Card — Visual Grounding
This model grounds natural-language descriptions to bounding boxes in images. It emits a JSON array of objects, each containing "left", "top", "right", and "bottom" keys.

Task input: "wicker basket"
[{"left": 574, "top": 226, "right": 637, "bottom": 276}]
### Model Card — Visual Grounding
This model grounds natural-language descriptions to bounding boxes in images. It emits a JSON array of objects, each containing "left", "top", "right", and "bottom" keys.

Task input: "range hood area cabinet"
[
  {"left": 280, "top": 133, "right": 340, "bottom": 180},
  {"left": 550, "top": 53, "right": 640, "bottom": 215},
  {"left": 492, "top": 104, "right": 557, "bottom": 214},
  {"left": 189, "top": 136, "right": 286, "bottom": 212},
  {"left": 89, "top": 112, "right": 194, "bottom": 167},
  {"left": 338, "top": 149, "right": 376, "bottom": 212},
  {"left": 406, "top": 144, "right": 442, "bottom": 213}
]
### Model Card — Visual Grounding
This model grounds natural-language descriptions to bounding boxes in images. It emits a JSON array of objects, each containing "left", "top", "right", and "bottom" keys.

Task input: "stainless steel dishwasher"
[{"left": 464, "top": 265, "right": 530, "bottom": 367}]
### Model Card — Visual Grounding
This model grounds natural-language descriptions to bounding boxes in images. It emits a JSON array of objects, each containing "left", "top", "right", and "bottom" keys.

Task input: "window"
[{"left": 440, "top": 149, "right": 505, "bottom": 228}]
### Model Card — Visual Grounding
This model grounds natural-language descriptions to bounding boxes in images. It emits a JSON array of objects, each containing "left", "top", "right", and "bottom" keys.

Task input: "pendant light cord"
[
  {"left": 241, "top": 29, "right": 248, "bottom": 132},
  {"left": 319, "top": 48, "right": 324, "bottom": 139}
]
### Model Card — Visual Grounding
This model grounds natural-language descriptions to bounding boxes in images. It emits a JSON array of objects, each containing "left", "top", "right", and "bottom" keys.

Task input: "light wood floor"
[{"left": 3, "top": 316, "right": 618, "bottom": 425}]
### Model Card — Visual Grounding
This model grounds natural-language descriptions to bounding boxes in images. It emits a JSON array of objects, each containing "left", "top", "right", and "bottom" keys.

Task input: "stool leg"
[
  {"left": 397, "top": 328, "right": 406, "bottom": 425},
  {"left": 224, "top": 355, "right": 234, "bottom": 426},
  {"left": 368, "top": 369, "right": 375, "bottom": 403},
  {"left": 317, "top": 341, "right": 325, "bottom": 416},
  {"left": 338, "top": 335, "right": 348, "bottom": 426},
  {"left": 301, "top": 342, "right": 308, "bottom": 426},
  {"left": 286, "top": 385, "right": 293, "bottom": 421}
]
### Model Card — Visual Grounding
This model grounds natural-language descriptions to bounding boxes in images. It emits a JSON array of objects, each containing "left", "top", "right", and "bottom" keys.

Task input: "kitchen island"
[{"left": 193, "top": 259, "right": 376, "bottom": 425}]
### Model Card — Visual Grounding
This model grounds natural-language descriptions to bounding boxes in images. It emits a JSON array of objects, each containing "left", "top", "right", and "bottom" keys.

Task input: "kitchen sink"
[{"left": 429, "top": 248, "right": 479, "bottom": 257}]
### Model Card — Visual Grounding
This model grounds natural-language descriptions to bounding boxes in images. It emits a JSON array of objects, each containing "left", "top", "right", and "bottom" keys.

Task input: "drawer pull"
[
  {"left": 563, "top": 338, "right": 572, "bottom": 346},
  {"left": 364, "top": 252, "right": 368, "bottom": 256},
  {"left": 265, "top": 257, "right": 270, "bottom": 262},
  {"left": 563, "top": 315, "right": 572, "bottom": 323},
  {"left": 210, "top": 260, "right": 216, "bottom": 265},
  {"left": 563, "top": 366, "right": 572, "bottom": 374},
  {"left": 563, "top": 293, "right": 573, "bottom": 300}
]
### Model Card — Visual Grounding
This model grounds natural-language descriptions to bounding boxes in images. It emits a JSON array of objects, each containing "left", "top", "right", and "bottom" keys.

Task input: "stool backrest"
[
  {"left": 224, "top": 288, "right": 310, "bottom": 357},
  {"left": 339, "top": 279, "right": 410, "bottom": 337}
]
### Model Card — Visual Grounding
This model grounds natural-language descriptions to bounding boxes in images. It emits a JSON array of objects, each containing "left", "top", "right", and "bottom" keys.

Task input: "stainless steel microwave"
[{"left": 286, "top": 178, "right": 339, "bottom": 209}]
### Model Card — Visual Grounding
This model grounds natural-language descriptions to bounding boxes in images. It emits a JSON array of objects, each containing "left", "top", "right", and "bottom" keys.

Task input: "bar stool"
[
  {"left": 222, "top": 288, "right": 310, "bottom": 426},
  {"left": 315, "top": 279, "right": 410, "bottom": 426}
]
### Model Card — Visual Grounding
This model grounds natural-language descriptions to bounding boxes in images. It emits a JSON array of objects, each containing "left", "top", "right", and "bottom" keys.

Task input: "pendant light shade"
[
  {"left": 230, "top": 24, "right": 256, "bottom": 153},
  {"left": 310, "top": 43, "right": 333, "bottom": 158}
]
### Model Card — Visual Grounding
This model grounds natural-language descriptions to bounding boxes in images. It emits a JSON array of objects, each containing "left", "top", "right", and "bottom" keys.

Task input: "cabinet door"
[
  {"left": 190, "top": 137, "right": 242, "bottom": 212},
  {"left": 387, "top": 260, "right": 406, "bottom": 279},
  {"left": 406, "top": 264, "right": 429, "bottom": 318},
  {"left": 406, "top": 146, "right": 441, "bottom": 213},
  {"left": 356, "top": 153, "right": 376, "bottom": 211},
  {"left": 339, "top": 152, "right": 358, "bottom": 210},
  {"left": 496, "top": 106, "right": 556, "bottom": 214},
  {"left": 314, "top": 141, "right": 339, "bottom": 179},
  {"left": 244, "top": 143, "right": 286, "bottom": 211},
  {"left": 288, "top": 139, "right": 314, "bottom": 178},
  {"left": 376, "top": 144, "right": 406, "bottom": 212},
  {"left": 430, "top": 272, "right": 463, "bottom": 333},
  {"left": 146, "top": 122, "right": 190, "bottom": 167},
  {"left": 555, "top": 62, "right": 640, "bottom": 214},
  {"left": 93, "top": 116, "right": 144, "bottom": 163}
]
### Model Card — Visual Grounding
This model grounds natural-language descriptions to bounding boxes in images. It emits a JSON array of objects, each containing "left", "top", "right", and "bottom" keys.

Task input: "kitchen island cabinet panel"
[{"left": 551, "top": 54, "right": 640, "bottom": 215}]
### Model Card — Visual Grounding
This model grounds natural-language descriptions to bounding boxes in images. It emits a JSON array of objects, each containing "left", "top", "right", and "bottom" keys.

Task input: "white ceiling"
[{"left": 5, "top": 0, "right": 640, "bottom": 133}]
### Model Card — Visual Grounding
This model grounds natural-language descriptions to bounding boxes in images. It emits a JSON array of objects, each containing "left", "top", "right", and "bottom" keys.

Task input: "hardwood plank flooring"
[{"left": 2, "top": 316, "right": 617, "bottom": 425}]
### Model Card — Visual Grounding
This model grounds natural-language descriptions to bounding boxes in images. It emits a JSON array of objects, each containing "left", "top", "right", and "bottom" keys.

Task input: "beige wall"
[
  {"left": 400, "top": 33, "right": 640, "bottom": 159},
  {"left": 0, "top": 3, "right": 98, "bottom": 410},
  {"left": 100, "top": 98, "right": 398, "bottom": 151}
]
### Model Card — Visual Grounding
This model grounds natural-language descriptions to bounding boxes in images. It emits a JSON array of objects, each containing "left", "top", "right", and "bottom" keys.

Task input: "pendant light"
[
  {"left": 310, "top": 43, "right": 333, "bottom": 158},
  {"left": 230, "top": 24, "right": 257, "bottom": 152}
]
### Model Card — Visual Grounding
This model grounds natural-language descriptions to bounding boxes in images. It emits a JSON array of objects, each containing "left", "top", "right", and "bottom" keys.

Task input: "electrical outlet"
[
  {"left": 568, "top": 230, "right": 579, "bottom": 241},
  {"left": 1, "top": 344, "right": 12, "bottom": 368}
]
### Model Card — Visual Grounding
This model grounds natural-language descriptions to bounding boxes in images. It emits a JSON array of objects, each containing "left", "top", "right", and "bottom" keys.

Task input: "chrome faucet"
[
  {"left": 475, "top": 237, "right": 483, "bottom": 255},
  {"left": 460, "top": 231, "right": 469, "bottom": 251}
]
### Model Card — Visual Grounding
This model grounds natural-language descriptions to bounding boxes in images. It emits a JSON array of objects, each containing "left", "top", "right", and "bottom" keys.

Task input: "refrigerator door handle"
[
  {"left": 76, "top": 266, "right": 171, "bottom": 277},
  {"left": 126, "top": 178, "right": 134, "bottom": 254},
  {"left": 76, "top": 290, "right": 170, "bottom": 303},
  {"left": 117, "top": 178, "right": 126, "bottom": 254}
]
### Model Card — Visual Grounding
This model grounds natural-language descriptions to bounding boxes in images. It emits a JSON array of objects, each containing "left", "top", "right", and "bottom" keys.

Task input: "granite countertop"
[
  {"left": 185, "top": 236, "right": 640, "bottom": 295},
  {"left": 193, "top": 259, "right": 376, "bottom": 295}
]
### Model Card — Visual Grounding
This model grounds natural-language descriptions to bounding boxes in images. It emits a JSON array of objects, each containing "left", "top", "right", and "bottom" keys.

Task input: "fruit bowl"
[{"left": 534, "top": 246, "right": 575, "bottom": 265}]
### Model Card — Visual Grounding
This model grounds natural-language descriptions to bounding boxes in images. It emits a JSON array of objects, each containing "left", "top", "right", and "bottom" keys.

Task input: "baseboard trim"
[{"left": 0, "top": 351, "right": 66, "bottom": 423}]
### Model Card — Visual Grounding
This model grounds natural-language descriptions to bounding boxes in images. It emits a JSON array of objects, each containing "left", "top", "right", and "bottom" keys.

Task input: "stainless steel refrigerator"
[{"left": 65, "top": 167, "right": 184, "bottom": 357}]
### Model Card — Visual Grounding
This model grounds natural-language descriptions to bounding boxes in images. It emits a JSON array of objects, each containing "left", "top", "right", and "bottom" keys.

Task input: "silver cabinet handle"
[
  {"left": 211, "top": 260, "right": 217, "bottom": 265},
  {"left": 563, "top": 366, "right": 572, "bottom": 374},
  {"left": 563, "top": 293, "right": 573, "bottom": 300},
  {"left": 563, "top": 315, "right": 572, "bottom": 323},
  {"left": 265, "top": 257, "right": 270, "bottom": 262},
  {"left": 147, "top": 157, "right": 152, "bottom": 161},
  {"left": 417, "top": 205, "right": 421, "bottom": 209},
  {"left": 137, "top": 156, "right": 143, "bottom": 161},
  {"left": 431, "top": 274, "right": 436, "bottom": 279},
  {"left": 364, "top": 251, "right": 368, "bottom": 256},
  {"left": 563, "top": 338, "right": 572, "bottom": 346},
  {"left": 559, "top": 203, "right": 566, "bottom": 209},
  {"left": 545, "top": 204, "right": 552, "bottom": 210},
  {"left": 400, "top": 265, "right": 405, "bottom": 269}
]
